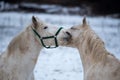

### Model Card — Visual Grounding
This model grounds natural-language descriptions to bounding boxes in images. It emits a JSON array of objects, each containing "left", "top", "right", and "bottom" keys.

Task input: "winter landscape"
[{"left": 0, "top": 11, "right": 120, "bottom": 80}]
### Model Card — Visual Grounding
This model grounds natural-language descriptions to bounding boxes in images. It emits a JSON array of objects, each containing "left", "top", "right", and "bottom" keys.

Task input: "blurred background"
[
  {"left": 0, "top": 0, "right": 120, "bottom": 17},
  {"left": 0, "top": 0, "right": 120, "bottom": 80}
]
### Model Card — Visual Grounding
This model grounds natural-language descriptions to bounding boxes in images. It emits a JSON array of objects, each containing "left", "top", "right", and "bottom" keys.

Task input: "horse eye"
[{"left": 44, "top": 26, "right": 48, "bottom": 29}]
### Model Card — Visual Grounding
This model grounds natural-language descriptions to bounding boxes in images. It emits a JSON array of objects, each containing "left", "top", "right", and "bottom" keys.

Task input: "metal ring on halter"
[{"left": 32, "top": 27, "right": 63, "bottom": 49}]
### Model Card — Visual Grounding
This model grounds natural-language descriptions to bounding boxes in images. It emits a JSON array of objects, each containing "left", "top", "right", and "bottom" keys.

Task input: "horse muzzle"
[{"left": 63, "top": 31, "right": 72, "bottom": 42}]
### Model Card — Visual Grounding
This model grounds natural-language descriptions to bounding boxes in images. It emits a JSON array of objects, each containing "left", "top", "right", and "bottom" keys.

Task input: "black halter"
[{"left": 32, "top": 27, "right": 63, "bottom": 49}]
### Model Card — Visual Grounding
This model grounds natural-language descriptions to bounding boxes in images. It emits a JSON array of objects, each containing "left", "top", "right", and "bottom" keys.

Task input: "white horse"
[
  {"left": 59, "top": 17, "right": 120, "bottom": 80},
  {"left": 0, "top": 16, "right": 65, "bottom": 80}
]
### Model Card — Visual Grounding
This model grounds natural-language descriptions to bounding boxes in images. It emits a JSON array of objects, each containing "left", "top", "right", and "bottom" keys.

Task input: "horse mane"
[{"left": 82, "top": 26, "right": 114, "bottom": 63}]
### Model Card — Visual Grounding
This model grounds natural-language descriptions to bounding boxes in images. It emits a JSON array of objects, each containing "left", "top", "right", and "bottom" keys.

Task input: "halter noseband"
[{"left": 32, "top": 27, "right": 63, "bottom": 49}]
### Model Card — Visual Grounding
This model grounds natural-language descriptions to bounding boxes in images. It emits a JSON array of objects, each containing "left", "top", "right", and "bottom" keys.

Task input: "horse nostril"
[{"left": 66, "top": 32, "right": 72, "bottom": 37}]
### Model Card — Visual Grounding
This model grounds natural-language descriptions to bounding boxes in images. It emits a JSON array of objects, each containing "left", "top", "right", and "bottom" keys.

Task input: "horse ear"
[
  {"left": 32, "top": 16, "right": 38, "bottom": 29},
  {"left": 83, "top": 16, "right": 87, "bottom": 26}
]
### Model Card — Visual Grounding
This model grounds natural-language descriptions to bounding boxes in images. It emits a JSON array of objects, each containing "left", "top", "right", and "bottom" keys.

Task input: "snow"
[{"left": 0, "top": 12, "right": 120, "bottom": 80}]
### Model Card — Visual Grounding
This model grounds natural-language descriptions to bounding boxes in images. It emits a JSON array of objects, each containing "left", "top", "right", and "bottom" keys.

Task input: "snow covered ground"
[{"left": 0, "top": 12, "right": 120, "bottom": 80}]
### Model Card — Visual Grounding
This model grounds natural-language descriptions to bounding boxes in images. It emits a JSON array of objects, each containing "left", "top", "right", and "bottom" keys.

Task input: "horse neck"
[
  {"left": 10, "top": 26, "right": 41, "bottom": 53},
  {"left": 4, "top": 26, "right": 42, "bottom": 70},
  {"left": 77, "top": 30, "right": 108, "bottom": 71}
]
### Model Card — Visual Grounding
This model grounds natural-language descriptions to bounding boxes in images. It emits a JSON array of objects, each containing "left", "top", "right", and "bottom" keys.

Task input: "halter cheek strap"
[{"left": 31, "top": 27, "right": 63, "bottom": 49}]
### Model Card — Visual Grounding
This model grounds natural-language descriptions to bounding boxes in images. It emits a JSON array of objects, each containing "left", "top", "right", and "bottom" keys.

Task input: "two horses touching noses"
[{"left": 0, "top": 16, "right": 120, "bottom": 80}]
